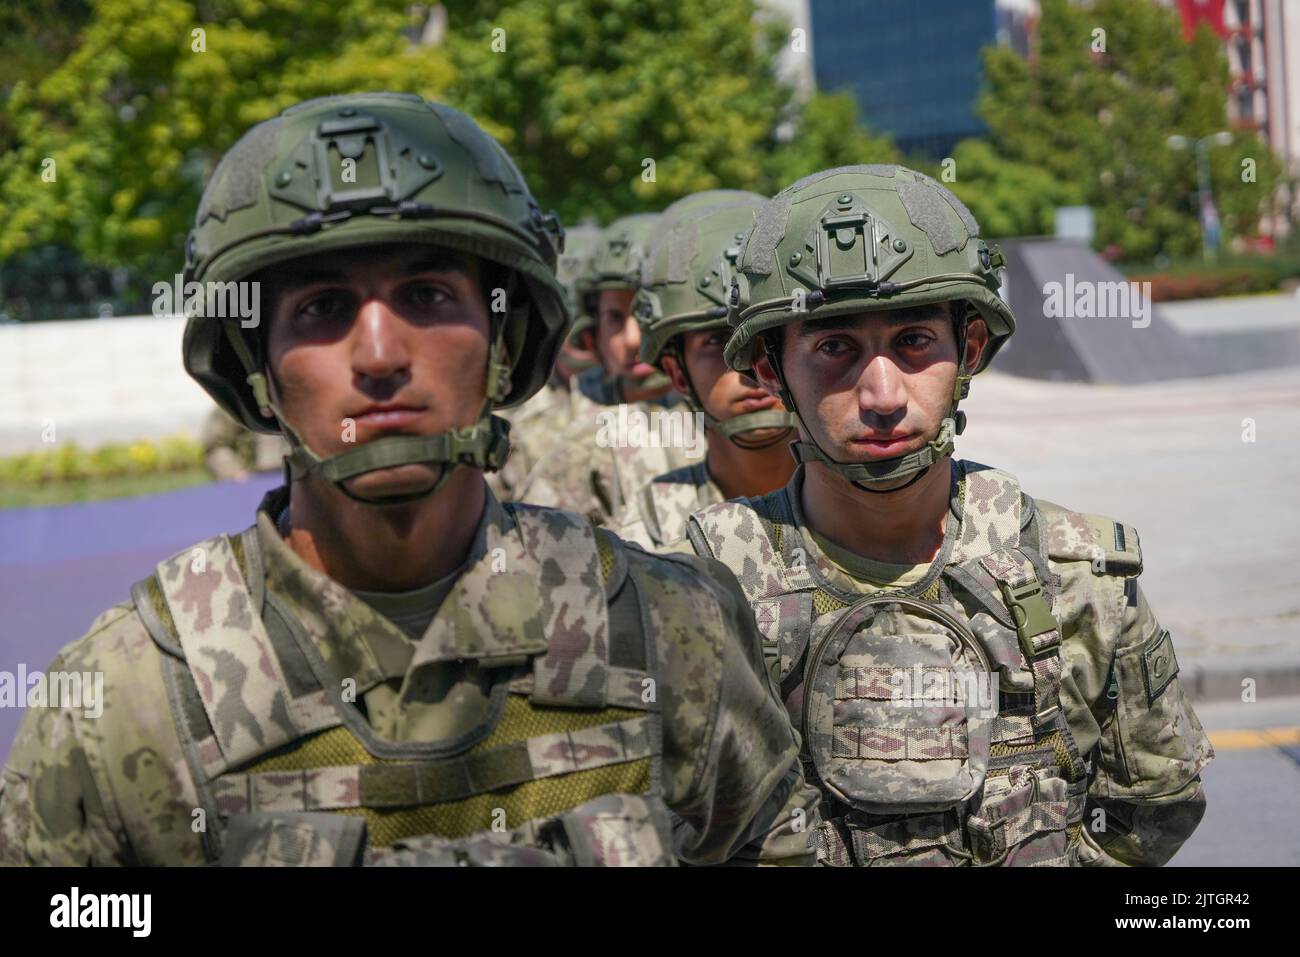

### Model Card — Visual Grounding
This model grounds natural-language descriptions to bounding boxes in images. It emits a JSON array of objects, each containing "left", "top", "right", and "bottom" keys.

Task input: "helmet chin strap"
[
  {"left": 706, "top": 408, "right": 796, "bottom": 449},
  {"left": 761, "top": 317, "right": 971, "bottom": 494},
  {"left": 670, "top": 345, "right": 795, "bottom": 449},
  {"left": 222, "top": 318, "right": 514, "bottom": 508}
]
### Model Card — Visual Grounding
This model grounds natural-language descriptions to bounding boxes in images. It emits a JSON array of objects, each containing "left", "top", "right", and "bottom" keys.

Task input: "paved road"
[
  {"left": 0, "top": 473, "right": 281, "bottom": 757},
  {"left": 960, "top": 366, "right": 1300, "bottom": 689},
  {"left": 1170, "top": 695, "right": 1300, "bottom": 866}
]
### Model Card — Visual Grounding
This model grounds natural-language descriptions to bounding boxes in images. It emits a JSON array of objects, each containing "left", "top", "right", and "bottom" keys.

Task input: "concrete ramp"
[{"left": 995, "top": 239, "right": 1217, "bottom": 383}]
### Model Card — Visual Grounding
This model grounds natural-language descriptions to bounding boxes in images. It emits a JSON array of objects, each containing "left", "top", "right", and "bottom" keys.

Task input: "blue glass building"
[{"left": 810, "top": 0, "right": 1018, "bottom": 159}]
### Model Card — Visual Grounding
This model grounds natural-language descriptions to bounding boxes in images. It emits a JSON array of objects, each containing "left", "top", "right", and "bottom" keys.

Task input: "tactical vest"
[
  {"left": 634, "top": 462, "right": 723, "bottom": 548},
  {"left": 688, "top": 462, "right": 1091, "bottom": 866},
  {"left": 130, "top": 506, "right": 673, "bottom": 866}
]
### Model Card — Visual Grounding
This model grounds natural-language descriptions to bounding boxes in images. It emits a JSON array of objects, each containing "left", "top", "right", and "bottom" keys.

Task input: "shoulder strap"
[
  {"left": 593, "top": 526, "right": 658, "bottom": 711},
  {"left": 140, "top": 530, "right": 339, "bottom": 775},
  {"left": 636, "top": 479, "right": 666, "bottom": 548},
  {"left": 949, "top": 461, "right": 1025, "bottom": 565},
  {"left": 943, "top": 466, "right": 1066, "bottom": 732},
  {"left": 686, "top": 489, "right": 815, "bottom": 602},
  {"left": 501, "top": 506, "right": 613, "bottom": 709},
  {"left": 638, "top": 462, "right": 715, "bottom": 548},
  {"left": 687, "top": 490, "right": 818, "bottom": 676},
  {"left": 1035, "top": 498, "right": 1143, "bottom": 576}
]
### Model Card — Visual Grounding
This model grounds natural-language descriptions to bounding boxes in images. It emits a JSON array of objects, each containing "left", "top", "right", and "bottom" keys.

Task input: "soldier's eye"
[
  {"left": 897, "top": 332, "right": 934, "bottom": 350},
  {"left": 817, "top": 339, "right": 850, "bottom": 356},
  {"left": 299, "top": 292, "right": 350, "bottom": 321},
  {"left": 407, "top": 283, "right": 449, "bottom": 308}
]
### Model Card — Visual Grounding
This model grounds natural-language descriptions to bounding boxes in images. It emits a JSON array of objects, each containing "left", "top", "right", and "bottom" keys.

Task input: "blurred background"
[{"left": 0, "top": 0, "right": 1297, "bottom": 863}]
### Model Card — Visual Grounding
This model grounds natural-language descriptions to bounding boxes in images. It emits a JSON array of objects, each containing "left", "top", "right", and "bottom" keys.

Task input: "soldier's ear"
[
  {"left": 751, "top": 349, "right": 782, "bottom": 397},
  {"left": 660, "top": 354, "right": 689, "bottom": 395},
  {"left": 964, "top": 316, "right": 989, "bottom": 372}
]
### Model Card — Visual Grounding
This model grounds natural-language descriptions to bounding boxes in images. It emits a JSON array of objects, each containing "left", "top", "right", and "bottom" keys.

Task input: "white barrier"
[{"left": 0, "top": 315, "right": 214, "bottom": 455}]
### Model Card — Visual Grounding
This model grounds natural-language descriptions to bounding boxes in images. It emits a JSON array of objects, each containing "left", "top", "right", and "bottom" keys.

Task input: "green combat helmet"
[
  {"left": 182, "top": 92, "right": 567, "bottom": 505},
  {"left": 579, "top": 211, "right": 669, "bottom": 392},
  {"left": 635, "top": 191, "right": 796, "bottom": 449},
  {"left": 558, "top": 222, "right": 602, "bottom": 363},
  {"left": 725, "top": 164, "right": 1013, "bottom": 492}
]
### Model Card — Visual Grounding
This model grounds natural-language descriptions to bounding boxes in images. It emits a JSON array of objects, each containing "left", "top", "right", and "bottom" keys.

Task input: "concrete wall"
[{"left": 0, "top": 315, "right": 213, "bottom": 455}]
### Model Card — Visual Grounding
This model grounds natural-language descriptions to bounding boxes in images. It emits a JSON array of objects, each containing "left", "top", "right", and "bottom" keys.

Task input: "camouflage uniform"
[
  {"left": 0, "top": 94, "right": 819, "bottom": 866},
  {"left": 618, "top": 461, "right": 724, "bottom": 551},
  {"left": 683, "top": 165, "right": 1211, "bottom": 866},
  {"left": 513, "top": 409, "right": 700, "bottom": 528},
  {"left": 616, "top": 191, "right": 796, "bottom": 551},
  {"left": 199, "top": 406, "right": 287, "bottom": 480},
  {"left": 486, "top": 376, "right": 591, "bottom": 502},
  {"left": 0, "top": 484, "right": 817, "bottom": 865},
  {"left": 487, "top": 224, "right": 603, "bottom": 502},
  {"left": 512, "top": 213, "right": 695, "bottom": 524},
  {"left": 687, "top": 462, "right": 1212, "bottom": 866}
]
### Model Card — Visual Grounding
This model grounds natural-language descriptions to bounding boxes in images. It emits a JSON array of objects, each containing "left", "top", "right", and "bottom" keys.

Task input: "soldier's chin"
[
  {"left": 341, "top": 463, "right": 443, "bottom": 502},
  {"left": 730, "top": 426, "right": 793, "bottom": 450}
]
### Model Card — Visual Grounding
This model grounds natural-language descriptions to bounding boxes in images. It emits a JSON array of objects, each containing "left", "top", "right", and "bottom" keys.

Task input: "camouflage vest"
[
  {"left": 130, "top": 506, "right": 672, "bottom": 866},
  {"left": 633, "top": 462, "right": 723, "bottom": 548},
  {"left": 687, "top": 461, "right": 1092, "bottom": 867}
]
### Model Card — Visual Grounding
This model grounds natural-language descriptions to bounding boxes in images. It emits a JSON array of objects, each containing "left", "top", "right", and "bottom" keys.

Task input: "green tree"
[
  {"left": 0, "top": 0, "right": 455, "bottom": 283},
  {"left": 1, "top": 0, "right": 896, "bottom": 295},
  {"left": 439, "top": 0, "right": 890, "bottom": 222},
  {"left": 764, "top": 90, "right": 898, "bottom": 190},
  {"left": 976, "top": 0, "right": 1282, "bottom": 260},
  {"left": 936, "top": 138, "right": 1077, "bottom": 240}
]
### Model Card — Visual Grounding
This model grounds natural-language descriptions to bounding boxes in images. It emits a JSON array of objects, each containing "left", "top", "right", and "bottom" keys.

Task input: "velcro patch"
[
  {"left": 1140, "top": 629, "right": 1179, "bottom": 705},
  {"left": 1038, "top": 501, "right": 1143, "bottom": 576}
]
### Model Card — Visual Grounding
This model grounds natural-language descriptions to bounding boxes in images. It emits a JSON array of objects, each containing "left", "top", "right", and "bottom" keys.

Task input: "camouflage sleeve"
[
  {"left": 637, "top": 549, "right": 819, "bottom": 865},
  {"left": 0, "top": 654, "right": 125, "bottom": 866},
  {"left": 1082, "top": 577, "right": 1212, "bottom": 866},
  {"left": 613, "top": 501, "right": 655, "bottom": 551},
  {"left": 1045, "top": 504, "right": 1214, "bottom": 868}
]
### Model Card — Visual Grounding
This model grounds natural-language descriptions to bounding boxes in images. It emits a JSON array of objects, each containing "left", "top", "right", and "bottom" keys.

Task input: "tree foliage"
[
  {"left": 975, "top": 0, "right": 1284, "bottom": 260},
  {"left": 0, "top": 0, "right": 895, "bottom": 293},
  {"left": 0, "top": 0, "right": 455, "bottom": 282}
]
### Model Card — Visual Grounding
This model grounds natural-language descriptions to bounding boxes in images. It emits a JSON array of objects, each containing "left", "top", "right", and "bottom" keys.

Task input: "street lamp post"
[{"left": 1168, "top": 131, "right": 1234, "bottom": 260}]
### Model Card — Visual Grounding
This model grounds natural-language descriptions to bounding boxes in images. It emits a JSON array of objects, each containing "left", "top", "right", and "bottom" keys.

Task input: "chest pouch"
[{"left": 802, "top": 594, "right": 996, "bottom": 816}]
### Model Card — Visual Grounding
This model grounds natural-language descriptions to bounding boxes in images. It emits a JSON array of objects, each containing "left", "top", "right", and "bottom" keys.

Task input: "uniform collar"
[{"left": 253, "top": 483, "right": 536, "bottom": 692}]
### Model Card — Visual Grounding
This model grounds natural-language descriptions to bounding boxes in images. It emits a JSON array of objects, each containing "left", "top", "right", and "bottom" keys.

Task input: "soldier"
[
  {"left": 684, "top": 165, "right": 1212, "bottom": 866},
  {"left": 569, "top": 212, "right": 679, "bottom": 413},
  {"left": 0, "top": 94, "right": 818, "bottom": 866},
  {"left": 486, "top": 223, "right": 601, "bottom": 501},
  {"left": 551, "top": 223, "right": 602, "bottom": 384},
  {"left": 617, "top": 192, "right": 797, "bottom": 550},
  {"left": 514, "top": 211, "right": 700, "bottom": 524},
  {"left": 199, "top": 405, "right": 287, "bottom": 481}
]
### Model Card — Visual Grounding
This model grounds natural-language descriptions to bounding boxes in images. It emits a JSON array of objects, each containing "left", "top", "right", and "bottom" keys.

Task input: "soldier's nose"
[{"left": 351, "top": 299, "right": 412, "bottom": 381}]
